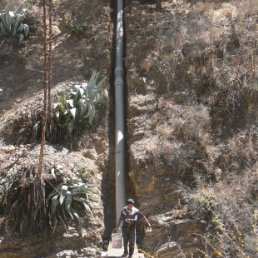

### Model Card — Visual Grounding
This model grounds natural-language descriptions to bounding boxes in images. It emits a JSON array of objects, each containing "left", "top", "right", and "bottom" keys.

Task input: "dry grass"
[
  {"left": 1, "top": 0, "right": 30, "bottom": 10},
  {"left": 178, "top": 126, "right": 257, "bottom": 256},
  {"left": 173, "top": 105, "right": 210, "bottom": 142},
  {"left": 145, "top": 102, "right": 212, "bottom": 177},
  {"left": 126, "top": 1, "right": 257, "bottom": 256}
]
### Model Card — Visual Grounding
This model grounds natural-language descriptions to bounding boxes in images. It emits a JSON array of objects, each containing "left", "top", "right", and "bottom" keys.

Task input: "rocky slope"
[
  {"left": 0, "top": 0, "right": 112, "bottom": 257},
  {"left": 125, "top": 0, "right": 257, "bottom": 256},
  {"left": 0, "top": 0, "right": 257, "bottom": 257}
]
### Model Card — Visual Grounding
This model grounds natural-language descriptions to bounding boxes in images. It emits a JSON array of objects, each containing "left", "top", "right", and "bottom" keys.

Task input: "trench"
[
  {"left": 101, "top": 0, "right": 135, "bottom": 246},
  {"left": 101, "top": 0, "right": 118, "bottom": 245}
]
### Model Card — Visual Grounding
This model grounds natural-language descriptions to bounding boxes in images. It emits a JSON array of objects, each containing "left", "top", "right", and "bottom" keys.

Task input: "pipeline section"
[{"left": 115, "top": 0, "right": 126, "bottom": 222}]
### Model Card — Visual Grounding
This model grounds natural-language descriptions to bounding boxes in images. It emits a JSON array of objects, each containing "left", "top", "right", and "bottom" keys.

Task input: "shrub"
[
  {"left": 5, "top": 111, "right": 41, "bottom": 144},
  {"left": 67, "top": 22, "right": 83, "bottom": 38},
  {"left": 0, "top": 167, "right": 48, "bottom": 236},
  {"left": 0, "top": 171, "right": 15, "bottom": 211},
  {"left": 53, "top": 71, "right": 105, "bottom": 134},
  {"left": 0, "top": 8, "right": 29, "bottom": 41},
  {"left": 179, "top": 166, "right": 257, "bottom": 257},
  {"left": 2, "top": 71, "right": 105, "bottom": 144},
  {"left": 48, "top": 178, "right": 95, "bottom": 231},
  {"left": 0, "top": 165, "right": 98, "bottom": 235}
]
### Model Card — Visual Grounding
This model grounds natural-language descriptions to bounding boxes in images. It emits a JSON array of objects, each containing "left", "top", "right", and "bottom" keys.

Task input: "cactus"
[
  {"left": 0, "top": 9, "right": 29, "bottom": 41},
  {"left": 54, "top": 71, "right": 105, "bottom": 134}
]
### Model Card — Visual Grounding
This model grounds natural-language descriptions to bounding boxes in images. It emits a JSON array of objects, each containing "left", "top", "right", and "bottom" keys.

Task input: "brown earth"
[
  {"left": 125, "top": 0, "right": 257, "bottom": 257},
  {"left": 0, "top": 0, "right": 257, "bottom": 257},
  {"left": 0, "top": 0, "right": 111, "bottom": 114},
  {"left": 0, "top": 0, "right": 113, "bottom": 257}
]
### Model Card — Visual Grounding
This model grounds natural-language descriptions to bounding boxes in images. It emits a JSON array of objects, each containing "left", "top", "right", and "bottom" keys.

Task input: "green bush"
[
  {"left": 67, "top": 22, "right": 83, "bottom": 37},
  {"left": 54, "top": 71, "right": 105, "bottom": 134},
  {"left": 0, "top": 166, "right": 97, "bottom": 235},
  {"left": 0, "top": 171, "right": 14, "bottom": 210},
  {"left": 47, "top": 167, "right": 96, "bottom": 231},
  {"left": 0, "top": 9, "right": 29, "bottom": 41},
  {"left": 2, "top": 72, "right": 105, "bottom": 145}
]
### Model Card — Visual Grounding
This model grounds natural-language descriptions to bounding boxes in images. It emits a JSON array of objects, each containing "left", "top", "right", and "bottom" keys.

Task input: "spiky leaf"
[
  {"left": 72, "top": 210, "right": 83, "bottom": 224},
  {"left": 60, "top": 185, "right": 68, "bottom": 205},
  {"left": 23, "top": 24, "right": 29, "bottom": 36},
  {"left": 70, "top": 108, "right": 77, "bottom": 119},
  {"left": 67, "top": 120, "right": 74, "bottom": 134},
  {"left": 51, "top": 194, "right": 59, "bottom": 214},
  {"left": 0, "top": 9, "right": 29, "bottom": 40},
  {"left": 83, "top": 202, "right": 93, "bottom": 217},
  {"left": 65, "top": 191, "right": 73, "bottom": 219}
]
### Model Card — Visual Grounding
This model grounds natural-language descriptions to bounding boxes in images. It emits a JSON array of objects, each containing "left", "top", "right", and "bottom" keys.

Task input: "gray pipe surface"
[{"left": 115, "top": 0, "right": 125, "bottom": 222}]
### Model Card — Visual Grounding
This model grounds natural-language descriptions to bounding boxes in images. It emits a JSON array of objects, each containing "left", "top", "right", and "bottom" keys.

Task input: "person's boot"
[
  {"left": 129, "top": 246, "right": 134, "bottom": 258},
  {"left": 128, "top": 250, "right": 133, "bottom": 258},
  {"left": 121, "top": 252, "right": 128, "bottom": 257}
]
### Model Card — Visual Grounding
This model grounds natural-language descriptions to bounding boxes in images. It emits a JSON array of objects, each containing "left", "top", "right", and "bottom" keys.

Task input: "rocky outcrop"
[{"left": 125, "top": 0, "right": 257, "bottom": 256}]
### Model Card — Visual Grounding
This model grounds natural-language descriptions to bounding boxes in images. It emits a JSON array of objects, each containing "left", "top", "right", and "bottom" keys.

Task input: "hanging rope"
[{"left": 38, "top": 0, "right": 53, "bottom": 177}]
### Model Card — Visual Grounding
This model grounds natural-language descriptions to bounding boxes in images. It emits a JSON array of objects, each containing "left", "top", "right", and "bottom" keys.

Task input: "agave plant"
[
  {"left": 54, "top": 71, "right": 105, "bottom": 134},
  {"left": 0, "top": 8, "right": 29, "bottom": 41},
  {"left": 67, "top": 22, "right": 83, "bottom": 37},
  {"left": 48, "top": 178, "right": 96, "bottom": 231},
  {"left": 0, "top": 171, "right": 14, "bottom": 208}
]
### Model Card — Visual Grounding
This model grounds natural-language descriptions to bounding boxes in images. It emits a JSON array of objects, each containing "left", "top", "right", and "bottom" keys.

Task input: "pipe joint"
[
  {"left": 115, "top": 67, "right": 124, "bottom": 73},
  {"left": 115, "top": 78, "right": 124, "bottom": 86},
  {"left": 115, "top": 67, "right": 124, "bottom": 76}
]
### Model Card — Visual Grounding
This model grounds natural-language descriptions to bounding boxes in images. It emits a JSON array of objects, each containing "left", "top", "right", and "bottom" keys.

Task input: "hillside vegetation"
[
  {"left": 0, "top": 0, "right": 257, "bottom": 257},
  {"left": 0, "top": 0, "right": 111, "bottom": 257},
  {"left": 125, "top": 0, "right": 257, "bottom": 257}
]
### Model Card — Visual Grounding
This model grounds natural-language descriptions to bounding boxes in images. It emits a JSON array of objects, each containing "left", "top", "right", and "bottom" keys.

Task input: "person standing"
[{"left": 115, "top": 199, "right": 151, "bottom": 258}]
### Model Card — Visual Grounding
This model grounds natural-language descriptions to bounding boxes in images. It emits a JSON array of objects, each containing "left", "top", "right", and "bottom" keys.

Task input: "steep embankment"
[
  {"left": 0, "top": 0, "right": 112, "bottom": 257},
  {"left": 125, "top": 0, "right": 257, "bottom": 257},
  {"left": 0, "top": 0, "right": 257, "bottom": 257}
]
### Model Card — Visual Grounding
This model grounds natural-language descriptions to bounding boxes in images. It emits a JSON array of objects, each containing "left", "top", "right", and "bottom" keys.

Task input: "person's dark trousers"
[
  {"left": 136, "top": 232, "right": 144, "bottom": 251},
  {"left": 122, "top": 226, "right": 135, "bottom": 256},
  {"left": 136, "top": 223, "right": 145, "bottom": 251}
]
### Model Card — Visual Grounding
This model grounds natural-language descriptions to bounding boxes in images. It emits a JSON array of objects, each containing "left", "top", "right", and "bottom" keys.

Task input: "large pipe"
[{"left": 115, "top": 0, "right": 125, "bottom": 222}]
